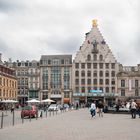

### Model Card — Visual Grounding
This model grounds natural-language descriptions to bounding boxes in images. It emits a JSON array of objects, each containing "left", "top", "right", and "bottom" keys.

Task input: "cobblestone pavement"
[{"left": 0, "top": 108, "right": 139, "bottom": 140}]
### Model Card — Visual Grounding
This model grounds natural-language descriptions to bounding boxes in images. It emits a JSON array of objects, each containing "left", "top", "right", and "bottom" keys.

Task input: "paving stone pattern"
[{"left": 0, "top": 109, "right": 139, "bottom": 140}]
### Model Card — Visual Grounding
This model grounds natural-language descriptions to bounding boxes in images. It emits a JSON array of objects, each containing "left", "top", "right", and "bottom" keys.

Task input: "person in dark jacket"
[{"left": 97, "top": 101, "right": 104, "bottom": 117}]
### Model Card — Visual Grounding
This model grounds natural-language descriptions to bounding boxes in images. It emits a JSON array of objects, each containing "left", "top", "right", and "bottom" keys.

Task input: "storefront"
[
  {"left": 73, "top": 92, "right": 119, "bottom": 107},
  {"left": 104, "top": 93, "right": 119, "bottom": 107}
]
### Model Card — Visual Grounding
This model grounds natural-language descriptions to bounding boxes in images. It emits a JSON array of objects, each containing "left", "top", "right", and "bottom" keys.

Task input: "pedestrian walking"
[
  {"left": 90, "top": 100, "right": 96, "bottom": 118},
  {"left": 11, "top": 105, "right": 14, "bottom": 113},
  {"left": 130, "top": 99, "right": 137, "bottom": 119},
  {"left": 137, "top": 106, "right": 140, "bottom": 118},
  {"left": 97, "top": 101, "right": 104, "bottom": 117},
  {"left": 76, "top": 103, "right": 79, "bottom": 110}
]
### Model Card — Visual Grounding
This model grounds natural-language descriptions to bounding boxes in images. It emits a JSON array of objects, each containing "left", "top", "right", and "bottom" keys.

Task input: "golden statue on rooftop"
[{"left": 92, "top": 19, "right": 98, "bottom": 27}]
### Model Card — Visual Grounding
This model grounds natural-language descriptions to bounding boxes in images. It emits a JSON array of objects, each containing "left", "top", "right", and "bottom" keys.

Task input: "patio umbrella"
[
  {"left": 1, "top": 100, "right": 18, "bottom": 103},
  {"left": 41, "top": 99, "right": 55, "bottom": 103},
  {"left": 27, "top": 99, "right": 40, "bottom": 103}
]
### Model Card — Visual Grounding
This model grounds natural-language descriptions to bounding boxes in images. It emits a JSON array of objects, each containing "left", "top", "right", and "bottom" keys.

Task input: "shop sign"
[
  {"left": 73, "top": 93, "right": 86, "bottom": 96},
  {"left": 90, "top": 89, "right": 102, "bottom": 93},
  {"left": 87, "top": 93, "right": 104, "bottom": 97}
]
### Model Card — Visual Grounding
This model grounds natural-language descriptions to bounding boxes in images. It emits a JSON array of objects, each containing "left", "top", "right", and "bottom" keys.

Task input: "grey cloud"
[
  {"left": 45, "top": 36, "right": 80, "bottom": 54},
  {"left": 0, "top": 38, "right": 9, "bottom": 52},
  {"left": 0, "top": 0, "right": 25, "bottom": 12},
  {"left": 134, "top": 35, "right": 140, "bottom": 56},
  {"left": 0, "top": 0, "right": 139, "bottom": 65}
]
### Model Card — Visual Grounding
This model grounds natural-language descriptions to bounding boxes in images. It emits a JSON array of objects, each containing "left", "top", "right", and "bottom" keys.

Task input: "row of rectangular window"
[
  {"left": 40, "top": 59, "right": 72, "bottom": 65},
  {"left": 75, "top": 70, "right": 115, "bottom": 77},
  {"left": 0, "top": 89, "right": 17, "bottom": 97},
  {"left": 75, "top": 63, "right": 115, "bottom": 69},
  {"left": 0, "top": 78, "right": 17, "bottom": 88},
  {"left": 121, "top": 89, "right": 139, "bottom": 96},
  {"left": 121, "top": 80, "right": 139, "bottom": 87},
  {"left": 75, "top": 79, "right": 115, "bottom": 85}
]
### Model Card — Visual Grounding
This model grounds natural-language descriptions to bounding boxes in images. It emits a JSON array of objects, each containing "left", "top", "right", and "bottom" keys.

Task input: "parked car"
[
  {"left": 21, "top": 106, "right": 38, "bottom": 118},
  {"left": 48, "top": 104, "right": 58, "bottom": 111},
  {"left": 57, "top": 104, "right": 63, "bottom": 110}
]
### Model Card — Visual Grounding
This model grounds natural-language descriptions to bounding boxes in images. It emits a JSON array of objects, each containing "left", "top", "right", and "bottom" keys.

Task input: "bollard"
[
  {"left": 49, "top": 110, "right": 51, "bottom": 117},
  {"left": 1, "top": 111, "right": 4, "bottom": 129},
  {"left": 22, "top": 115, "right": 24, "bottom": 124},
  {"left": 21, "top": 109, "right": 24, "bottom": 124},
  {"left": 56, "top": 110, "right": 57, "bottom": 115},
  {"left": 29, "top": 112, "right": 31, "bottom": 122},
  {"left": 36, "top": 111, "right": 38, "bottom": 120},
  {"left": 12, "top": 110, "right": 15, "bottom": 126},
  {"left": 40, "top": 111, "right": 43, "bottom": 118},
  {"left": 46, "top": 110, "right": 47, "bottom": 118},
  {"left": 53, "top": 110, "right": 54, "bottom": 116}
]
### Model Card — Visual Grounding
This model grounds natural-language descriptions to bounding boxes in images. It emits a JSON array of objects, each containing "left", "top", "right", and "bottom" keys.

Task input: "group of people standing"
[
  {"left": 89, "top": 99, "right": 140, "bottom": 119},
  {"left": 90, "top": 100, "right": 104, "bottom": 118}
]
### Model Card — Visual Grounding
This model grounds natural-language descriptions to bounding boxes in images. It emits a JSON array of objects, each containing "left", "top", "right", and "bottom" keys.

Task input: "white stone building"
[{"left": 72, "top": 20, "right": 120, "bottom": 105}]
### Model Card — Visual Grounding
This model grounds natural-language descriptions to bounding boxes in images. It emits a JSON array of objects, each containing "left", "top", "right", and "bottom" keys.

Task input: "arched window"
[
  {"left": 93, "top": 54, "right": 97, "bottom": 61},
  {"left": 87, "top": 54, "right": 91, "bottom": 61},
  {"left": 93, "top": 71, "right": 97, "bottom": 77},
  {"left": 93, "top": 79, "right": 97, "bottom": 85},
  {"left": 105, "top": 79, "right": 109, "bottom": 85},
  {"left": 99, "top": 71, "right": 103, "bottom": 77},
  {"left": 105, "top": 71, "right": 109, "bottom": 77},
  {"left": 87, "top": 79, "right": 91, "bottom": 84},
  {"left": 99, "top": 55, "right": 103, "bottom": 61}
]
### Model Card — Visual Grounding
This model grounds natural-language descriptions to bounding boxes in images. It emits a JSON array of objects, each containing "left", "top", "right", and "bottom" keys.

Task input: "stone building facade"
[
  {"left": 0, "top": 54, "right": 17, "bottom": 101},
  {"left": 7, "top": 60, "right": 40, "bottom": 104},
  {"left": 117, "top": 64, "right": 140, "bottom": 101},
  {"left": 2, "top": 20, "right": 140, "bottom": 105},
  {"left": 40, "top": 55, "right": 72, "bottom": 104},
  {"left": 72, "top": 20, "right": 120, "bottom": 105}
]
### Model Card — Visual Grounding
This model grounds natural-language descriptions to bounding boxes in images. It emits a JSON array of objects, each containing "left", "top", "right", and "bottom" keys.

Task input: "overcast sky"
[{"left": 0, "top": 0, "right": 139, "bottom": 65}]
